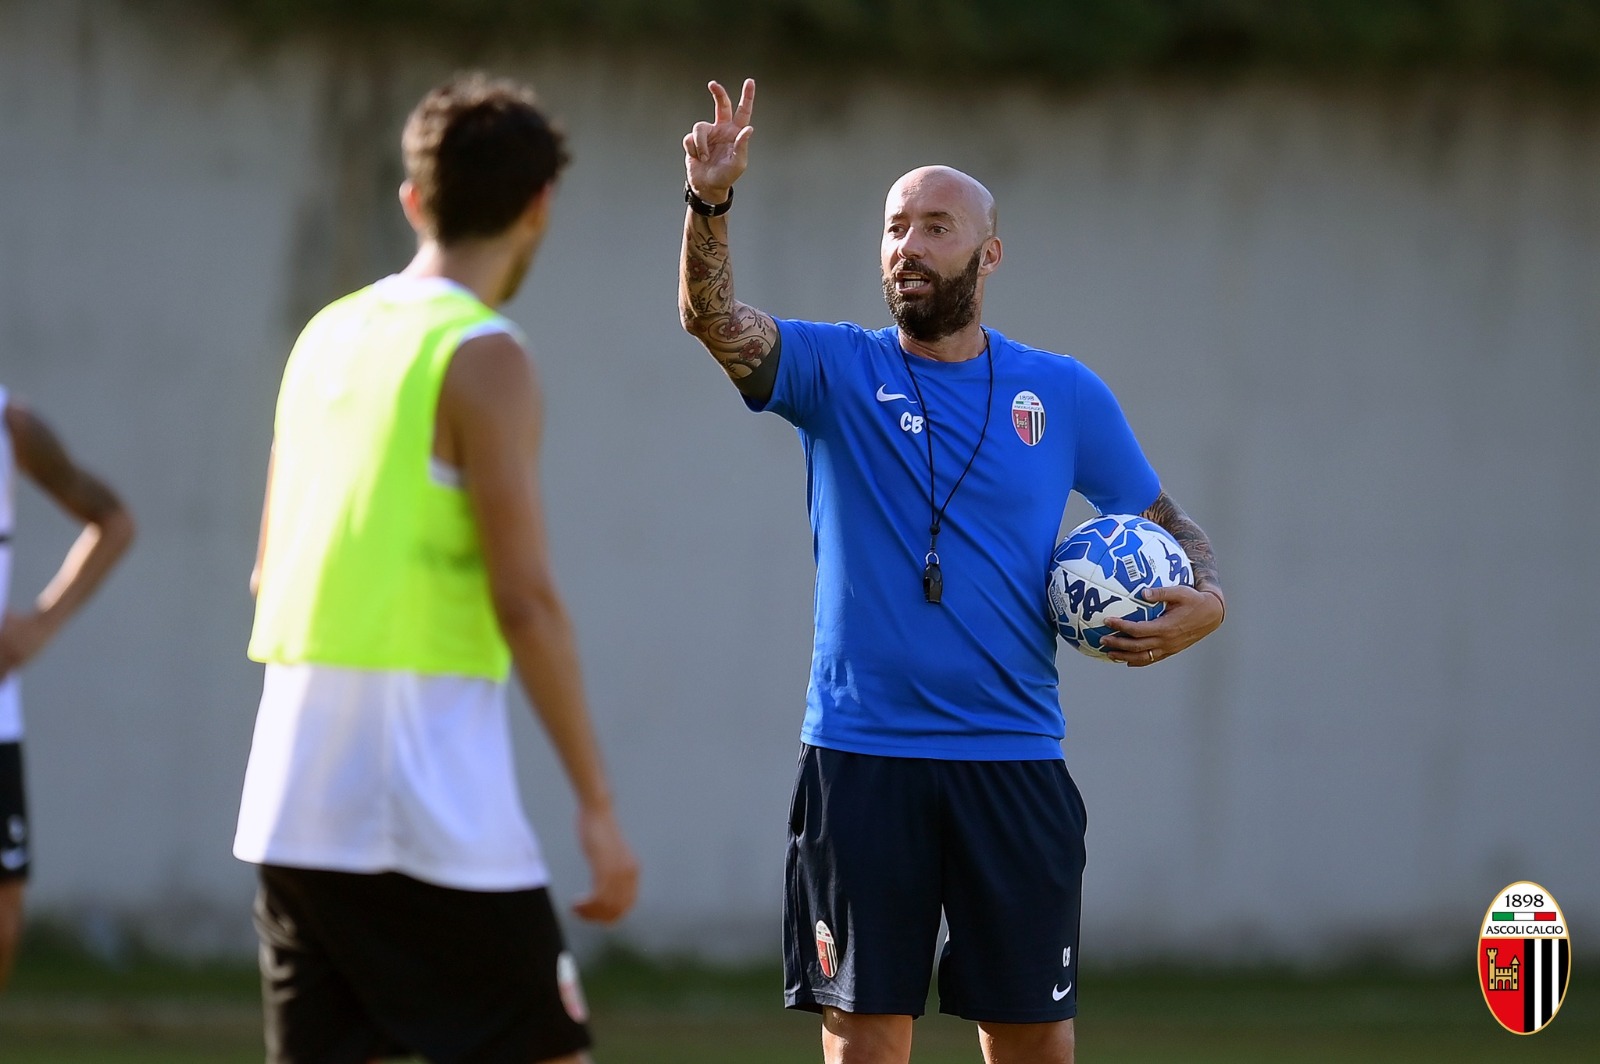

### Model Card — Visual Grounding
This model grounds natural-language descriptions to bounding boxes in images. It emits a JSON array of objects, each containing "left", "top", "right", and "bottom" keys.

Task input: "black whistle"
[{"left": 923, "top": 559, "right": 944, "bottom": 604}]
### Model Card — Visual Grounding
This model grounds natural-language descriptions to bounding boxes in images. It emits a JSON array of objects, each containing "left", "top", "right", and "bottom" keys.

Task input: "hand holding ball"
[{"left": 1048, "top": 514, "right": 1193, "bottom": 660}]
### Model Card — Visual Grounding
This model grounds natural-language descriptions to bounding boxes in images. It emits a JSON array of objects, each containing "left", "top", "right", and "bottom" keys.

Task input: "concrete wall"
[{"left": 2, "top": 0, "right": 1596, "bottom": 961}]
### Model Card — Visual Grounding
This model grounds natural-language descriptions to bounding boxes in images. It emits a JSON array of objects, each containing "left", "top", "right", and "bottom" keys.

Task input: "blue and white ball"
[{"left": 1048, "top": 513, "right": 1193, "bottom": 660}]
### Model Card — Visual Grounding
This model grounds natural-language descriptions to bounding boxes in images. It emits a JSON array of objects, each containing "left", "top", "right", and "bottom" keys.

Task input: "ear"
[
  {"left": 978, "top": 235, "right": 1003, "bottom": 276},
  {"left": 398, "top": 181, "right": 427, "bottom": 235}
]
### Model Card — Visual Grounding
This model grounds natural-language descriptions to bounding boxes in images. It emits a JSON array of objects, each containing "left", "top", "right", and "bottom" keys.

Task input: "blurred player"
[
  {"left": 678, "top": 79, "right": 1225, "bottom": 1064},
  {"left": 0, "top": 389, "right": 135, "bottom": 991},
  {"left": 235, "top": 74, "right": 638, "bottom": 1064}
]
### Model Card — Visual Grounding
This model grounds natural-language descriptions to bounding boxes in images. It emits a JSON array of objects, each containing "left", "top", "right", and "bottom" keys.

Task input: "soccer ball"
[{"left": 1048, "top": 514, "right": 1193, "bottom": 660}]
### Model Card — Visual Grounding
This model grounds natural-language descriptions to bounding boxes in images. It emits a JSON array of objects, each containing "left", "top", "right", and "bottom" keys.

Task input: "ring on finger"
[{"left": 1147, "top": 649, "right": 1156, "bottom": 663}]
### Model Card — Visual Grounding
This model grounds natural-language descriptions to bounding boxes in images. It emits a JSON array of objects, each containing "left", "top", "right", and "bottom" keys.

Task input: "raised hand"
[{"left": 683, "top": 78, "right": 755, "bottom": 203}]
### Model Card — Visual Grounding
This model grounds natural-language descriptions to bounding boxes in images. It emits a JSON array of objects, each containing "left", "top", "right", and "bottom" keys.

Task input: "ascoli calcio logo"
[
  {"left": 1011, "top": 391, "right": 1046, "bottom": 446},
  {"left": 815, "top": 920, "right": 838, "bottom": 980},
  {"left": 1478, "top": 880, "right": 1570, "bottom": 1035}
]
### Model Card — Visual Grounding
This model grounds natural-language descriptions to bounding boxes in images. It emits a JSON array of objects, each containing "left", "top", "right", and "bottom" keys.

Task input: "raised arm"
[
  {"left": 678, "top": 78, "right": 781, "bottom": 403},
  {"left": 0, "top": 401, "right": 135, "bottom": 680},
  {"left": 1100, "top": 489, "right": 1226, "bottom": 668}
]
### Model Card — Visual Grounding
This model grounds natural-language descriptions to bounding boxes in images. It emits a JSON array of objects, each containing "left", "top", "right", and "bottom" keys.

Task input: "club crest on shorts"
[
  {"left": 1478, "top": 880, "right": 1570, "bottom": 1035},
  {"left": 555, "top": 950, "right": 589, "bottom": 1024},
  {"left": 815, "top": 920, "right": 839, "bottom": 980},
  {"left": 1011, "top": 391, "right": 1046, "bottom": 446}
]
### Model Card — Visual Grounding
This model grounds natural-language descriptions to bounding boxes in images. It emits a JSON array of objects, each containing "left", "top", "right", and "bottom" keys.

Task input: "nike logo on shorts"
[
  {"left": 876, "top": 385, "right": 914, "bottom": 403},
  {"left": 1052, "top": 982, "right": 1072, "bottom": 1001}
]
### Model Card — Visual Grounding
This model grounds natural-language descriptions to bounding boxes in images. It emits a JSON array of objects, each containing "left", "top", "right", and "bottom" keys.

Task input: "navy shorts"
[
  {"left": 783, "top": 744, "right": 1087, "bottom": 1023},
  {"left": 254, "top": 866, "right": 591, "bottom": 1064},
  {"left": 0, "top": 742, "right": 29, "bottom": 882}
]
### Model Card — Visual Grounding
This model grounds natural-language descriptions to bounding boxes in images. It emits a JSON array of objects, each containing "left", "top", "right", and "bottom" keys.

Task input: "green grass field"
[{"left": 1, "top": 931, "right": 1593, "bottom": 1063}]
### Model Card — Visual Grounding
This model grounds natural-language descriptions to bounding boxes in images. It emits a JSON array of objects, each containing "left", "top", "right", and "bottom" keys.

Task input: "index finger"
[
  {"left": 571, "top": 895, "right": 619, "bottom": 924},
  {"left": 1102, "top": 613, "right": 1164, "bottom": 636},
  {"left": 572, "top": 881, "right": 634, "bottom": 924},
  {"left": 733, "top": 77, "right": 756, "bottom": 127},
  {"left": 708, "top": 80, "right": 733, "bottom": 125},
  {"left": 1139, "top": 584, "right": 1192, "bottom": 604}
]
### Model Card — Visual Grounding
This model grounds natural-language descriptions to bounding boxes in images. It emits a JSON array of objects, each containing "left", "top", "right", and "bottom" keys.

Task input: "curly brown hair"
[{"left": 402, "top": 73, "right": 570, "bottom": 246}]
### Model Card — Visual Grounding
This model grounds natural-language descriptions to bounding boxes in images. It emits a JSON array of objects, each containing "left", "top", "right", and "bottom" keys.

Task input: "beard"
[{"left": 882, "top": 248, "right": 982, "bottom": 342}]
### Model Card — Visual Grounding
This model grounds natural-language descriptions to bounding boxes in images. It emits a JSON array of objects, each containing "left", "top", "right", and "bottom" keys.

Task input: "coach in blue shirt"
[{"left": 679, "top": 79, "right": 1226, "bottom": 1064}]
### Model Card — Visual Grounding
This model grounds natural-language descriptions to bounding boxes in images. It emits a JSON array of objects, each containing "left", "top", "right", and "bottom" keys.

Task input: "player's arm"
[
  {"left": 0, "top": 401, "right": 136, "bottom": 680},
  {"left": 440, "top": 331, "right": 639, "bottom": 924},
  {"left": 678, "top": 78, "right": 782, "bottom": 405},
  {"left": 249, "top": 446, "right": 273, "bottom": 597},
  {"left": 1144, "top": 490, "right": 1223, "bottom": 604},
  {"left": 1100, "top": 489, "right": 1225, "bottom": 667}
]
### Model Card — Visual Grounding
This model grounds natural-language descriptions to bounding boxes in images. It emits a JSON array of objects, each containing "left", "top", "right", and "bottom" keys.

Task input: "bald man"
[{"left": 678, "top": 81, "right": 1225, "bottom": 1064}]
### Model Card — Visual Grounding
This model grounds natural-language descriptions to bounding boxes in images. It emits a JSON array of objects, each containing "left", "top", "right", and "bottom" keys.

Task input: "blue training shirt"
[{"left": 753, "top": 320, "right": 1161, "bottom": 761}]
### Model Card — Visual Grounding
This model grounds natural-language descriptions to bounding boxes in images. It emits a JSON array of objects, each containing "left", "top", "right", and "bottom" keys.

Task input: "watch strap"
[{"left": 685, "top": 183, "right": 733, "bottom": 217}]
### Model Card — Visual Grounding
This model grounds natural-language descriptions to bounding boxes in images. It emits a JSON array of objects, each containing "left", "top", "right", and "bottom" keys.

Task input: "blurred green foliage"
[{"left": 203, "top": 0, "right": 1600, "bottom": 84}]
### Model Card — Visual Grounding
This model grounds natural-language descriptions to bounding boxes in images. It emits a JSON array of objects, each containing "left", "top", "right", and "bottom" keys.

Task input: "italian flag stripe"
[{"left": 1492, "top": 912, "right": 1557, "bottom": 921}]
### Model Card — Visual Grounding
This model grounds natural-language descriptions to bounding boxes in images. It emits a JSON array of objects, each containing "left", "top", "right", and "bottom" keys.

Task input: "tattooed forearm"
[
  {"left": 678, "top": 209, "right": 779, "bottom": 385},
  {"left": 1142, "top": 490, "right": 1223, "bottom": 594}
]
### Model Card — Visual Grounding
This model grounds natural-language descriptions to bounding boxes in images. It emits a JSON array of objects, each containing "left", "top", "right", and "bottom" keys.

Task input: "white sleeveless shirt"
[
  {"left": 233, "top": 664, "right": 550, "bottom": 890},
  {"left": 0, "top": 384, "right": 22, "bottom": 743}
]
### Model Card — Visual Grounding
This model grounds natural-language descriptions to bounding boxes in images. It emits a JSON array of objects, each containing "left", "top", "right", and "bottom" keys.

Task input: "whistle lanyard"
[{"left": 898, "top": 330, "right": 994, "bottom": 605}]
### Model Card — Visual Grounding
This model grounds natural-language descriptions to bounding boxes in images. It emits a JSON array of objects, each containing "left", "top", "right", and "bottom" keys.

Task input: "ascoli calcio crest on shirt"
[
  {"left": 1478, "top": 880, "right": 1570, "bottom": 1035},
  {"left": 1011, "top": 390, "right": 1046, "bottom": 446}
]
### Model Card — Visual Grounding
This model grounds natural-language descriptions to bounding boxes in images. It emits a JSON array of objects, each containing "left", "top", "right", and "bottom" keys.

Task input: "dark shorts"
[
  {"left": 0, "top": 742, "right": 29, "bottom": 882},
  {"left": 254, "top": 865, "right": 591, "bottom": 1064},
  {"left": 784, "top": 744, "right": 1087, "bottom": 1024}
]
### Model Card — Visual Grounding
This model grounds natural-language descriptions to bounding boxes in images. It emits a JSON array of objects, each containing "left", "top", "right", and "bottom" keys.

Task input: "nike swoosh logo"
[
  {"left": 876, "top": 385, "right": 915, "bottom": 404},
  {"left": 1052, "top": 982, "right": 1072, "bottom": 1001}
]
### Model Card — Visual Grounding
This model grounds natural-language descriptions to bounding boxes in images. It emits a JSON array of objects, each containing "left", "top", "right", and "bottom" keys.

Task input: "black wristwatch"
[{"left": 684, "top": 183, "right": 733, "bottom": 217}]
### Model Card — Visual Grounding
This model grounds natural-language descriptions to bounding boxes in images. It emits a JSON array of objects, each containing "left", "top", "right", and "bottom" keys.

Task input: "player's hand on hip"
[
  {"left": 1099, "top": 584, "right": 1224, "bottom": 667},
  {"left": 571, "top": 804, "right": 640, "bottom": 925},
  {"left": 683, "top": 78, "right": 755, "bottom": 203},
  {"left": 0, "top": 610, "right": 57, "bottom": 681}
]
